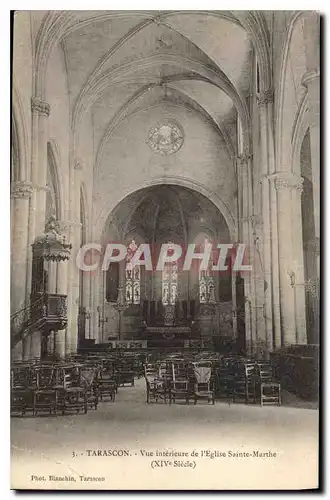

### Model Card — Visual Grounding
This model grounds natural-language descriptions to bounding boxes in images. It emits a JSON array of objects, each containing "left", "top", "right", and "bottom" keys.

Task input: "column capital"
[
  {"left": 257, "top": 88, "right": 274, "bottom": 107},
  {"left": 11, "top": 180, "right": 33, "bottom": 199},
  {"left": 267, "top": 172, "right": 304, "bottom": 193},
  {"left": 301, "top": 68, "right": 320, "bottom": 88},
  {"left": 31, "top": 97, "right": 50, "bottom": 116}
]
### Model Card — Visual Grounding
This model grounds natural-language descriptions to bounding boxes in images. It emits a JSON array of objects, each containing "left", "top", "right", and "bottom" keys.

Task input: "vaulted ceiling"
[
  {"left": 105, "top": 185, "right": 230, "bottom": 244},
  {"left": 50, "top": 11, "right": 258, "bottom": 161}
]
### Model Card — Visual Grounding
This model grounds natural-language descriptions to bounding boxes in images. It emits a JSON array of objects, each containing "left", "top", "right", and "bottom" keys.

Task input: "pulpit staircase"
[{"left": 11, "top": 293, "right": 68, "bottom": 349}]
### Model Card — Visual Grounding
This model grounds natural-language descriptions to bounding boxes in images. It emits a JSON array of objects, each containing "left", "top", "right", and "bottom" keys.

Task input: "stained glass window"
[
  {"left": 162, "top": 243, "right": 178, "bottom": 305},
  {"left": 199, "top": 238, "right": 215, "bottom": 303},
  {"left": 125, "top": 240, "right": 140, "bottom": 305}
]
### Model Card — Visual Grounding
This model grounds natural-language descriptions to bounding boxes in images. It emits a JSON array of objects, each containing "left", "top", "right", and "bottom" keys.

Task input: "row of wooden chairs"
[
  {"left": 10, "top": 359, "right": 120, "bottom": 417},
  {"left": 214, "top": 358, "right": 281, "bottom": 406},
  {"left": 144, "top": 356, "right": 281, "bottom": 407},
  {"left": 144, "top": 360, "right": 215, "bottom": 405}
]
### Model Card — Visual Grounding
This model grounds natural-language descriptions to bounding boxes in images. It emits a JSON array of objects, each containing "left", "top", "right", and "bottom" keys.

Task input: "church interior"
[{"left": 11, "top": 11, "right": 319, "bottom": 489}]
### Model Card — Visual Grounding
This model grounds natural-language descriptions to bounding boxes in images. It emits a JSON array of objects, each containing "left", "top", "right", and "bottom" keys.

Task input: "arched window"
[
  {"left": 199, "top": 237, "right": 215, "bottom": 303},
  {"left": 125, "top": 240, "right": 140, "bottom": 305},
  {"left": 162, "top": 243, "right": 178, "bottom": 305}
]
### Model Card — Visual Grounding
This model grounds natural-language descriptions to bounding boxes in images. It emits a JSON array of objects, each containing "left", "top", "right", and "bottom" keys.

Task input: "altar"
[{"left": 144, "top": 326, "right": 192, "bottom": 348}]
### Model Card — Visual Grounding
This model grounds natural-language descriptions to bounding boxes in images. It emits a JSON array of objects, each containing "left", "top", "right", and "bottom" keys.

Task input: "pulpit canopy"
[{"left": 32, "top": 216, "right": 72, "bottom": 262}]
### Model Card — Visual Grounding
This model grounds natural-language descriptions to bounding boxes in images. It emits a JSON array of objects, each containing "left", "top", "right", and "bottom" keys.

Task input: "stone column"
[
  {"left": 91, "top": 270, "right": 101, "bottom": 343},
  {"left": 302, "top": 68, "right": 320, "bottom": 279},
  {"left": 55, "top": 259, "right": 69, "bottom": 358},
  {"left": 66, "top": 163, "right": 82, "bottom": 354},
  {"left": 66, "top": 220, "right": 81, "bottom": 354},
  {"left": 269, "top": 179, "right": 281, "bottom": 349},
  {"left": 272, "top": 173, "right": 305, "bottom": 345},
  {"left": 251, "top": 215, "right": 269, "bottom": 354},
  {"left": 291, "top": 182, "right": 308, "bottom": 345},
  {"left": 302, "top": 12, "right": 320, "bottom": 278},
  {"left": 25, "top": 98, "right": 50, "bottom": 311},
  {"left": 237, "top": 154, "right": 255, "bottom": 354},
  {"left": 257, "top": 89, "right": 279, "bottom": 353},
  {"left": 83, "top": 267, "right": 92, "bottom": 340},
  {"left": 30, "top": 330, "right": 42, "bottom": 360},
  {"left": 11, "top": 181, "right": 33, "bottom": 361},
  {"left": 11, "top": 181, "right": 33, "bottom": 313},
  {"left": 30, "top": 98, "right": 50, "bottom": 236}
]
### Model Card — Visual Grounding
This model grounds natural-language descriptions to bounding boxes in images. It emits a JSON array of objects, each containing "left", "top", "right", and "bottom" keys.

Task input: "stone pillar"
[
  {"left": 269, "top": 180, "right": 281, "bottom": 349},
  {"left": 302, "top": 12, "right": 320, "bottom": 278},
  {"left": 66, "top": 220, "right": 81, "bottom": 354},
  {"left": 66, "top": 164, "right": 82, "bottom": 354},
  {"left": 237, "top": 154, "right": 255, "bottom": 354},
  {"left": 291, "top": 183, "right": 308, "bottom": 345},
  {"left": 31, "top": 98, "right": 50, "bottom": 236},
  {"left": 11, "top": 181, "right": 33, "bottom": 362},
  {"left": 30, "top": 330, "right": 41, "bottom": 360},
  {"left": 257, "top": 89, "right": 279, "bottom": 353},
  {"left": 251, "top": 215, "right": 269, "bottom": 354},
  {"left": 25, "top": 98, "right": 50, "bottom": 313},
  {"left": 91, "top": 270, "right": 101, "bottom": 343},
  {"left": 11, "top": 342, "right": 23, "bottom": 362},
  {"left": 83, "top": 268, "right": 92, "bottom": 340},
  {"left": 302, "top": 68, "right": 320, "bottom": 279},
  {"left": 272, "top": 173, "right": 305, "bottom": 345},
  {"left": 55, "top": 259, "right": 69, "bottom": 358},
  {"left": 11, "top": 181, "right": 33, "bottom": 314}
]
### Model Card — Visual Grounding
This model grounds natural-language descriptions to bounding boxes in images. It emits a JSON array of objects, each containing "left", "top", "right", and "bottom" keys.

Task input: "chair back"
[
  {"left": 244, "top": 362, "right": 258, "bottom": 380},
  {"left": 35, "top": 365, "right": 56, "bottom": 389},
  {"left": 11, "top": 364, "right": 33, "bottom": 389},
  {"left": 172, "top": 361, "right": 188, "bottom": 382},
  {"left": 81, "top": 366, "right": 98, "bottom": 388},
  {"left": 144, "top": 363, "right": 159, "bottom": 383},
  {"left": 58, "top": 364, "right": 82, "bottom": 389},
  {"left": 257, "top": 361, "right": 274, "bottom": 382},
  {"left": 192, "top": 362, "right": 212, "bottom": 384}
]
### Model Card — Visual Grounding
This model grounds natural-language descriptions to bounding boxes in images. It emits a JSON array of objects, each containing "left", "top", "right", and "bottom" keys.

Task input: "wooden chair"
[
  {"left": 233, "top": 361, "right": 258, "bottom": 404},
  {"left": 11, "top": 364, "right": 35, "bottom": 416},
  {"left": 117, "top": 358, "right": 135, "bottom": 387},
  {"left": 257, "top": 361, "right": 281, "bottom": 406},
  {"left": 192, "top": 361, "right": 215, "bottom": 405},
  {"left": 97, "top": 360, "right": 117, "bottom": 401},
  {"left": 144, "top": 364, "right": 167, "bottom": 404},
  {"left": 158, "top": 360, "right": 173, "bottom": 399},
  {"left": 80, "top": 365, "right": 99, "bottom": 410},
  {"left": 56, "top": 364, "right": 87, "bottom": 415},
  {"left": 33, "top": 364, "right": 58, "bottom": 416},
  {"left": 170, "top": 362, "right": 190, "bottom": 404}
]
